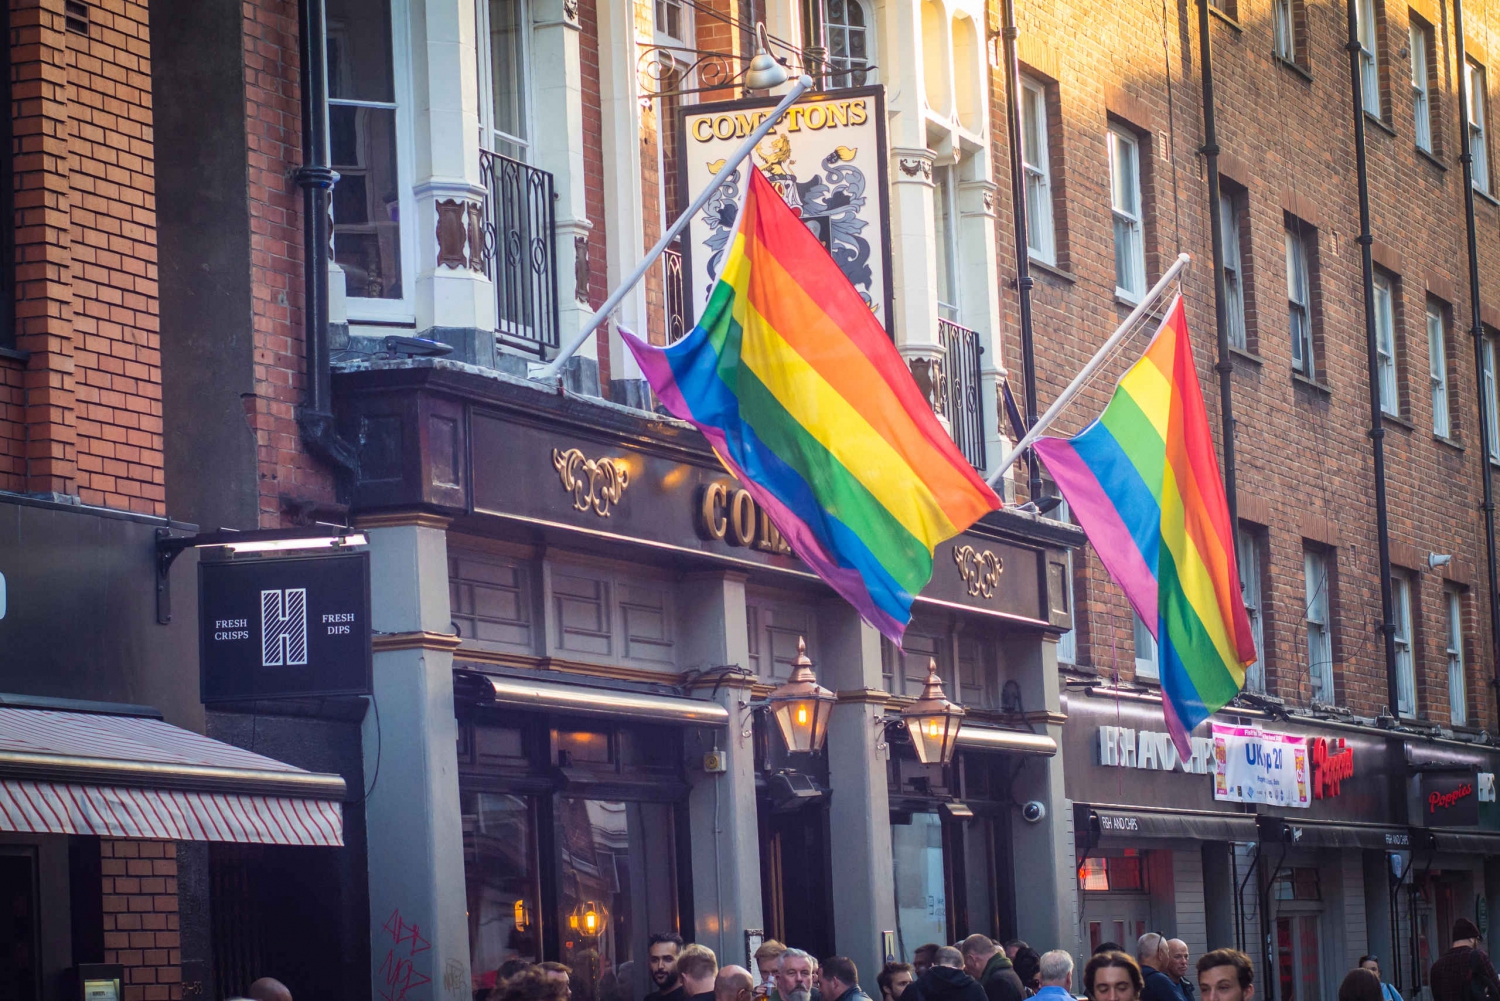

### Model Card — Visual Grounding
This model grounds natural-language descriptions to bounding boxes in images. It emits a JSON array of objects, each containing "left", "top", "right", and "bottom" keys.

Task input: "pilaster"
[{"left": 957, "top": 173, "right": 1004, "bottom": 478}]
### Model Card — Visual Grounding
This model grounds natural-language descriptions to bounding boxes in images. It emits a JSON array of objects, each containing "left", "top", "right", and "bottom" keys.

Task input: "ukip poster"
[{"left": 1212, "top": 723, "right": 1312, "bottom": 809}]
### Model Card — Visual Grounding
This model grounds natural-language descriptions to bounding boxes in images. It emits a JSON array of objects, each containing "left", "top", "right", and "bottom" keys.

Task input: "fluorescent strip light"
[{"left": 221, "top": 533, "right": 368, "bottom": 553}]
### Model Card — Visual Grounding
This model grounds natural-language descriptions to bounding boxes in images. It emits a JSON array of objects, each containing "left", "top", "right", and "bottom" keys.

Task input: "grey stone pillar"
[
  {"left": 361, "top": 519, "right": 471, "bottom": 1001},
  {"left": 1203, "top": 842, "right": 1236, "bottom": 954},
  {"left": 821, "top": 604, "right": 896, "bottom": 985},
  {"left": 680, "top": 572, "right": 763, "bottom": 966}
]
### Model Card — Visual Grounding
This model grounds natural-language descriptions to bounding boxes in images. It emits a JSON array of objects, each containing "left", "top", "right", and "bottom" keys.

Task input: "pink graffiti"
[{"left": 379, "top": 908, "right": 433, "bottom": 1001}]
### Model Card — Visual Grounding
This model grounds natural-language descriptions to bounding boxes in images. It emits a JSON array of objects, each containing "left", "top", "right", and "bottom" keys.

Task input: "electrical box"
[{"left": 702, "top": 750, "right": 728, "bottom": 774}]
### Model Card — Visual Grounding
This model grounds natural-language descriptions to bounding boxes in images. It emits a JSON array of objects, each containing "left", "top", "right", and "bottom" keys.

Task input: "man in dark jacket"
[
  {"left": 1136, "top": 934, "right": 1187, "bottom": 1001},
  {"left": 820, "top": 957, "right": 873, "bottom": 1001},
  {"left": 1431, "top": 918, "right": 1500, "bottom": 1001},
  {"left": 958, "top": 935, "right": 1024, "bottom": 1001},
  {"left": 905, "top": 947, "right": 988, "bottom": 1001}
]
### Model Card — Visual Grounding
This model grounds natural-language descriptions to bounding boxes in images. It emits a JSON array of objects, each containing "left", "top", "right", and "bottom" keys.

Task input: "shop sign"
[
  {"left": 1097, "top": 725, "right": 1213, "bottom": 774},
  {"left": 198, "top": 552, "right": 372, "bottom": 702},
  {"left": 1309, "top": 736, "right": 1355, "bottom": 799},
  {"left": 1212, "top": 723, "right": 1311, "bottom": 808},
  {"left": 696, "top": 481, "right": 794, "bottom": 554},
  {"left": 1423, "top": 772, "right": 1480, "bottom": 827},
  {"left": 679, "top": 87, "right": 893, "bottom": 334}
]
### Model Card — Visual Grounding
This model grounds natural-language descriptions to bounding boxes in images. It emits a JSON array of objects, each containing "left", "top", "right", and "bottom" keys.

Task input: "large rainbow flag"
[
  {"left": 623, "top": 167, "right": 1000, "bottom": 642},
  {"left": 1034, "top": 296, "right": 1255, "bottom": 755}
]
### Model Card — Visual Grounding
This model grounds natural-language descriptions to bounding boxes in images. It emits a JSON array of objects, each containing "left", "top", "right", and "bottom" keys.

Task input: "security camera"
[{"left": 1021, "top": 800, "right": 1046, "bottom": 823}]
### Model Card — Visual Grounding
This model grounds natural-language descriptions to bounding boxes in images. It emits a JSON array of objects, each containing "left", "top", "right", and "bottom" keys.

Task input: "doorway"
[
  {"left": 0, "top": 851, "right": 39, "bottom": 1001},
  {"left": 759, "top": 801, "right": 835, "bottom": 959}
]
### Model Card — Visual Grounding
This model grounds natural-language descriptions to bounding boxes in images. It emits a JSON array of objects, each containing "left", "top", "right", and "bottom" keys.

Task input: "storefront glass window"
[
  {"left": 1275, "top": 915, "right": 1321, "bottom": 1001},
  {"left": 891, "top": 813, "right": 947, "bottom": 958},
  {"left": 1078, "top": 855, "right": 1144, "bottom": 892},
  {"left": 464, "top": 792, "right": 543, "bottom": 988},
  {"left": 959, "top": 820, "right": 996, "bottom": 936},
  {"left": 1272, "top": 867, "right": 1321, "bottom": 901},
  {"left": 556, "top": 797, "right": 679, "bottom": 1001}
]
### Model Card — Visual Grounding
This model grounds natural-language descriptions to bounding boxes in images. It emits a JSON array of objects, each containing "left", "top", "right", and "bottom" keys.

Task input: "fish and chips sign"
[{"left": 678, "top": 86, "right": 894, "bottom": 334}]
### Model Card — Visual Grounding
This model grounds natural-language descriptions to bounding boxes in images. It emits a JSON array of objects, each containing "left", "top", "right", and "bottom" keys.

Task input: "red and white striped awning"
[{"left": 0, "top": 708, "right": 345, "bottom": 846}]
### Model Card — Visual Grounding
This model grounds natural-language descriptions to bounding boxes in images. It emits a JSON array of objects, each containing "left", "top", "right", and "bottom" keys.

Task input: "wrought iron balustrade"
[
  {"left": 480, "top": 149, "right": 559, "bottom": 357},
  {"left": 939, "top": 318, "right": 986, "bottom": 471},
  {"left": 664, "top": 245, "right": 689, "bottom": 343}
]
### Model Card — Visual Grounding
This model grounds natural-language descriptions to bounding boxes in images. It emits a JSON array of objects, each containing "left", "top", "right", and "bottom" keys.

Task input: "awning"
[
  {"left": 0, "top": 709, "right": 345, "bottom": 846},
  {"left": 1077, "top": 805, "right": 1259, "bottom": 849},
  {"left": 955, "top": 725, "right": 1057, "bottom": 756},
  {"left": 1410, "top": 829, "right": 1500, "bottom": 855},
  {"left": 1259, "top": 817, "right": 1413, "bottom": 850},
  {"left": 467, "top": 673, "right": 730, "bottom": 726}
]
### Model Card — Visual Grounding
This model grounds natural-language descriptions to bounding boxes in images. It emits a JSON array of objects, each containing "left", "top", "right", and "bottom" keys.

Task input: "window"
[
  {"left": 1272, "top": 0, "right": 1306, "bottom": 66},
  {"left": 1109, "top": 127, "right": 1146, "bottom": 300},
  {"left": 1305, "top": 548, "right": 1334, "bottom": 703},
  {"left": 892, "top": 813, "right": 947, "bottom": 950},
  {"left": 1272, "top": 867, "right": 1322, "bottom": 901},
  {"left": 1469, "top": 61, "right": 1491, "bottom": 194},
  {"left": 1053, "top": 498, "right": 1076, "bottom": 664},
  {"left": 933, "top": 164, "right": 959, "bottom": 319},
  {"left": 484, "top": 0, "right": 532, "bottom": 160},
  {"left": 1412, "top": 20, "right": 1434, "bottom": 152},
  {"left": 1134, "top": 611, "right": 1158, "bottom": 680},
  {"left": 1447, "top": 589, "right": 1466, "bottom": 726},
  {"left": 1374, "top": 272, "right": 1398, "bottom": 416},
  {"left": 1238, "top": 526, "right": 1265, "bottom": 693},
  {"left": 1485, "top": 334, "right": 1500, "bottom": 461},
  {"left": 654, "top": 0, "right": 687, "bottom": 43},
  {"left": 1356, "top": 0, "right": 1381, "bottom": 116},
  {"left": 1394, "top": 574, "right": 1415, "bottom": 717},
  {"left": 1078, "top": 854, "right": 1145, "bottom": 893},
  {"left": 1429, "top": 301, "right": 1451, "bottom": 437},
  {"left": 1021, "top": 77, "right": 1056, "bottom": 265},
  {"left": 1221, "top": 192, "right": 1247, "bottom": 351},
  {"left": 825, "top": 0, "right": 872, "bottom": 89},
  {"left": 1286, "top": 225, "right": 1314, "bottom": 377},
  {"left": 1276, "top": 916, "right": 1323, "bottom": 1001},
  {"left": 327, "top": 0, "right": 405, "bottom": 300}
]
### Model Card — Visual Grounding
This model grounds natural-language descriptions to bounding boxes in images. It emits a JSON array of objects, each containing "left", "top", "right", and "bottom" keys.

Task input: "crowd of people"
[{"left": 480, "top": 918, "right": 1500, "bottom": 1001}]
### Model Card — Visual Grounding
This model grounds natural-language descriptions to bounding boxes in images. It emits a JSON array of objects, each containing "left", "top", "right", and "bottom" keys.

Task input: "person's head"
[
  {"left": 1135, "top": 933, "right": 1168, "bottom": 970},
  {"left": 716, "top": 966, "right": 755, "bottom": 1001},
  {"left": 776, "top": 949, "right": 815, "bottom": 1001},
  {"left": 248, "top": 980, "right": 292, "bottom": 1001},
  {"left": 1166, "top": 941, "right": 1189, "bottom": 981},
  {"left": 1038, "top": 951, "right": 1074, "bottom": 992},
  {"left": 650, "top": 934, "right": 686, "bottom": 990},
  {"left": 958, "top": 935, "right": 998, "bottom": 979},
  {"left": 1338, "top": 969, "right": 1383, "bottom": 1001},
  {"left": 877, "top": 963, "right": 914, "bottom": 1001},
  {"left": 539, "top": 963, "right": 572, "bottom": 998},
  {"left": 1358, "top": 956, "right": 1380, "bottom": 979},
  {"left": 933, "top": 948, "right": 965, "bottom": 972},
  {"left": 1093, "top": 943, "right": 1122, "bottom": 957},
  {"left": 913, "top": 945, "right": 941, "bottom": 977},
  {"left": 820, "top": 958, "right": 859, "bottom": 998},
  {"left": 498, "top": 961, "right": 536, "bottom": 983},
  {"left": 498, "top": 968, "right": 571, "bottom": 1001},
  {"left": 1012, "top": 948, "right": 1041, "bottom": 992},
  {"left": 755, "top": 943, "right": 788, "bottom": 987},
  {"left": 1196, "top": 949, "right": 1254, "bottom": 1001},
  {"left": 1084, "top": 952, "right": 1142, "bottom": 1001},
  {"left": 1002, "top": 941, "right": 1029, "bottom": 962},
  {"left": 679, "top": 946, "right": 719, "bottom": 996},
  {"left": 1455, "top": 917, "right": 1482, "bottom": 948}
]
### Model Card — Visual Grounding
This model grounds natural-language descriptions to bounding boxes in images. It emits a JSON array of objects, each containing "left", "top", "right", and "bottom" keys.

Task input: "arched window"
[{"left": 824, "top": 0, "right": 871, "bottom": 89}]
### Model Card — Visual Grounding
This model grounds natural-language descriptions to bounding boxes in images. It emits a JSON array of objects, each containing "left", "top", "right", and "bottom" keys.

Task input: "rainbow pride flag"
[
  {"left": 1034, "top": 296, "right": 1255, "bottom": 755},
  {"left": 623, "top": 167, "right": 1000, "bottom": 642}
]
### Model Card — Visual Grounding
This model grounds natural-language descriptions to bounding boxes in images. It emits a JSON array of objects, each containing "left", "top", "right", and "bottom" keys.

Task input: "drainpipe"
[
  {"left": 1455, "top": 0, "right": 1500, "bottom": 720},
  {"left": 1343, "top": 0, "right": 1400, "bottom": 720},
  {"left": 295, "top": 0, "right": 357, "bottom": 475},
  {"left": 1196, "top": 0, "right": 1237, "bottom": 533},
  {"left": 999, "top": 0, "right": 1041, "bottom": 503}
]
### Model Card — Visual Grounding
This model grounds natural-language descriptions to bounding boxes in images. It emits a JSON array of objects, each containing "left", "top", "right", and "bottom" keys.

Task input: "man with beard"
[
  {"left": 646, "top": 934, "right": 686, "bottom": 1001},
  {"left": 904, "top": 947, "right": 985, "bottom": 1001},
  {"left": 772, "top": 949, "right": 820, "bottom": 1001},
  {"left": 679, "top": 945, "right": 719, "bottom": 1001}
]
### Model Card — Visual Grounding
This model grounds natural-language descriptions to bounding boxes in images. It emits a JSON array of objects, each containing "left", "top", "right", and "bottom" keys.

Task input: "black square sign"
[{"left": 199, "top": 552, "right": 372, "bottom": 702}]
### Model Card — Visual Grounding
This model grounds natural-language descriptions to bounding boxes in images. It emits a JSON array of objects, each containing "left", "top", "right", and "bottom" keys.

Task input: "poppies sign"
[{"left": 1212, "top": 723, "right": 1311, "bottom": 808}]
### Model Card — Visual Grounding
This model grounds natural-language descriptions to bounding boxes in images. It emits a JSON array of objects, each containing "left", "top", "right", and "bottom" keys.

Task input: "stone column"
[
  {"left": 956, "top": 171, "right": 1004, "bottom": 478},
  {"left": 679, "top": 572, "right": 764, "bottom": 964},
  {"left": 408, "top": 0, "right": 497, "bottom": 365},
  {"left": 820, "top": 603, "right": 896, "bottom": 982},
  {"left": 360, "top": 517, "right": 471, "bottom": 1001},
  {"left": 531, "top": 0, "right": 597, "bottom": 394}
]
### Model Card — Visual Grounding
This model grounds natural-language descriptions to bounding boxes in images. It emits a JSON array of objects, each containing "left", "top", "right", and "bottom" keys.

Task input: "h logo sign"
[{"left": 261, "top": 588, "right": 308, "bottom": 667}]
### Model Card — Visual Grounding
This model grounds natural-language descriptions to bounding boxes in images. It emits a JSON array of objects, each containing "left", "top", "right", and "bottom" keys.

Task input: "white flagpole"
[
  {"left": 536, "top": 74, "right": 816, "bottom": 382},
  {"left": 986, "top": 252, "right": 1191, "bottom": 488}
]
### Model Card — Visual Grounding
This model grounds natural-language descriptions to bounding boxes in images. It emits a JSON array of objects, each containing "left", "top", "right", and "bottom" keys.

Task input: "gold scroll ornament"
[
  {"left": 952, "top": 545, "right": 1004, "bottom": 599},
  {"left": 552, "top": 447, "right": 630, "bottom": 517}
]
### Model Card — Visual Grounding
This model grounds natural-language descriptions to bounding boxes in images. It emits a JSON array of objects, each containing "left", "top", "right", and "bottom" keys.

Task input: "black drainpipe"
[
  {"left": 1000, "top": 0, "right": 1041, "bottom": 502},
  {"left": 1343, "top": 0, "right": 1401, "bottom": 720},
  {"left": 1455, "top": 0, "right": 1500, "bottom": 719},
  {"left": 1196, "top": 0, "right": 1238, "bottom": 533},
  {"left": 295, "top": 0, "right": 356, "bottom": 475}
]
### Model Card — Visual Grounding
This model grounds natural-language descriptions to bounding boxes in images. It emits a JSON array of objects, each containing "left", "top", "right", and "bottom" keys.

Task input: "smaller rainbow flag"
[
  {"left": 1034, "top": 296, "right": 1255, "bottom": 755},
  {"left": 623, "top": 167, "right": 1000, "bottom": 642}
]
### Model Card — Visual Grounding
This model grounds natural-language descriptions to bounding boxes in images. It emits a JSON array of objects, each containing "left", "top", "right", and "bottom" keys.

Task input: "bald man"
[
  {"left": 248, "top": 979, "right": 292, "bottom": 1001},
  {"left": 1136, "top": 935, "right": 1187, "bottom": 1001},
  {"left": 717, "top": 966, "right": 756, "bottom": 1001}
]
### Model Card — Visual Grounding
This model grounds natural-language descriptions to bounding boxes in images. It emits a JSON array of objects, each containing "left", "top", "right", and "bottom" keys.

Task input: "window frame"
[
  {"left": 1374, "top": 271, "right": 1399, "bottom": 417},
  {"left": 1393, "top": 573, "right": 1416, "bottom": 718},
  {"left": 1272, "top": 0, "right": 1307, "bottom": 68},
  {"left": 1429, "top": 300, "right": 1451, "bottom": 438},
  {"left": 1469, "top": 60, "right": 1492, "bottom": 195},
  {"left": 932, "top": 163, "right": 960, "bottom": 320},
  {"left": 1305, "top": 547, "right": 1334, "bottom": 703},
  {"left": 1221, "top": 191, "right": 1248, "bottom": 352},
  {"left": 824, "top": 0, "right": 873, "bottom": 90},
  {"left": 1021, "top": 75, "right": 1056, "bottom": 266},
  {"left": 1411, "top": 18, "right": 1434, "bottom": 153},
  {"left": 1485, "top": 333, "right": 1500, "bottom": 462},
  {"left": 1238, "top": 525, "right": 1265, "bottom": 693},
  {"left": 1051, "top": 497, "right": 1077, "bottom": 665},
  {"left": 653, "top": 0, "right": 692, "bottom": 48},
  {"left": 1134, "top": 610, "right": 1159, "bottom": 681},
  {"left": 1286, "top": 224, "right": 1314, "bottom": 377},
  {"left": 1109, "top": 126, "right": 1147, "bottom": 302},
  {"left": 479, "top": 0, "right": 538, "bottom": 161},
  {"left": 1447, "top": 588, "right": 1467, "bottom": 727},
  {"left": 1355, "top": 0, "right": 1382, "bottom": 117}
]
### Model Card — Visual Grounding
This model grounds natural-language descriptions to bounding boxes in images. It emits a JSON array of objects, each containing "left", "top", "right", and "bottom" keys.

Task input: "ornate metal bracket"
[{"left": 552, "top": 447, "right": 631, "bottom": 517}]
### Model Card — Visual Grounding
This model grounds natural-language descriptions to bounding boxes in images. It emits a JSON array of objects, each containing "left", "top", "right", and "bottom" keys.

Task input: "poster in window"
[{"left": 678, "top": 86, "right": 894, "bottom": 337}]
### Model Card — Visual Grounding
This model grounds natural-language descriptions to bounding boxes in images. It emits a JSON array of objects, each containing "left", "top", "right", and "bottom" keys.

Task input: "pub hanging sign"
[{"left": 678, "top": 86, "right": 894, "bottom": 335}]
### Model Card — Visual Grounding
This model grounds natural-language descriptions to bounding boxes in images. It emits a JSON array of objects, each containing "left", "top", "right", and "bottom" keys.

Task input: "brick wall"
[
  {"left": 578, "top": 0, "right": 612, "bottom": 390},
  {"left": 996, "top": 0, "right": 1500, "bottom": 730},
  {"left": 102, "top": 839, "right": 181, "bottom": 1001},
  {"left": 3, "top": 0, "right": 163, "bottom": 513}
]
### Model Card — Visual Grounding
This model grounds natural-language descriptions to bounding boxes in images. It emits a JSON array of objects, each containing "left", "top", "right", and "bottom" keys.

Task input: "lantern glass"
[
  {"left": 765, "top": 636, "right": 837, "bottom": 754},
  {"left": 900, "top": 659, "right": 965, "bottom": 766}
]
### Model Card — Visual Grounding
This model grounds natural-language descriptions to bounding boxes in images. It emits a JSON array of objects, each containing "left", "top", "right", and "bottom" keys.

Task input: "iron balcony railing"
[
  {"left": 663, "top": 245, "right": 689, "bottom": 343},
  {"left": 479, "top": 149, "right": 559, "bottom": 357},
  {"left": 939, "top": 317, "right": 986, "bottom": 470}
]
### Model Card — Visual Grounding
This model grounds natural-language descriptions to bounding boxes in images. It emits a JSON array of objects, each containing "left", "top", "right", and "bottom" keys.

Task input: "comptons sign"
[{"left": 679, "top": 86, "right": 892, "bottom": 335}]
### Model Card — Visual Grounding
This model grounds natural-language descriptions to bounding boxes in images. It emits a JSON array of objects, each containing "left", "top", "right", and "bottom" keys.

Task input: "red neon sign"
[
  {"left": 1430, "top": 782, "right": 1474, "bottom": 814},
  {"left": 1310, "top": 737, "right": 1354, "bottom": 799}
]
